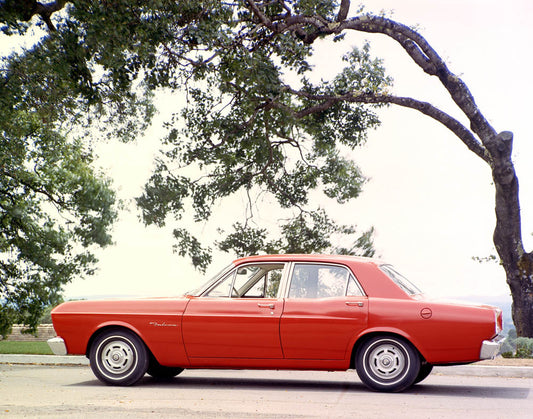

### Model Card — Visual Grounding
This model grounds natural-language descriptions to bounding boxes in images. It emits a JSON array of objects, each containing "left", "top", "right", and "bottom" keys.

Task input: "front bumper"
[
  {"left": 47, "top": 337, "right": 67, "bottom": 356},
  {"left": 480, "top": 335, "right": 505, "bottom": 360}
]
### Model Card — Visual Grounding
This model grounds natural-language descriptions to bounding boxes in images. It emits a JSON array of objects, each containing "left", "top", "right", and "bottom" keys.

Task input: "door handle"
[
  {"left": 258, "top": 303, "right": 275, "bottom": 309},
  {"left": 345, "top": 301, "right": 364, "bottom": 307}
]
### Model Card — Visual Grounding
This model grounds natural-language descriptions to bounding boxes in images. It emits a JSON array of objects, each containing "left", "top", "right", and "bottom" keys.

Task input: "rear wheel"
[
  {"left": 414, "top": 362, "right": 433, "bottom": 384},
  {"left": 355, "top": 335, "right": 421, "bottom": 392},
  {"left": 89, "top": 329, "right": 149, "bottom": 386}
]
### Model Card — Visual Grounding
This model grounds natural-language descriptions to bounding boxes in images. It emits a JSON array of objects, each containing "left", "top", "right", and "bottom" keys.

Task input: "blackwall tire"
[
  {"left": 89, "top": 329, "right": 149, "bottom": 386},
  {"left": 414, "top": 362, "right": 433, "bottom": 385},
  {"left": 356, "top": 335, "right": 421, "bottom": 392},
  {"left": 147, "top": 363, "right": 184, "bottom": 379}
]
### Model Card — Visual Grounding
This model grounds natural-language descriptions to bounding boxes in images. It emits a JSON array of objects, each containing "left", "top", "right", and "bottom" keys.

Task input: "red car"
[{"left": 48, "top": 254, "right": 504, "bottom": 392}]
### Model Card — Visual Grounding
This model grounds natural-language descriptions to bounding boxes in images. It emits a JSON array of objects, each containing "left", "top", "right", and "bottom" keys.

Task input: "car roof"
[{"left": 233, "top": 254, "right": 383, "bottom": 266}]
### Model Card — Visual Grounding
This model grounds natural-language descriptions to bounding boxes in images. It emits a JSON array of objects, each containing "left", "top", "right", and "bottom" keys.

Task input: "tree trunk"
[
  {"left": 486, "top": 131, "right": 533, "bottom": 336},
  {"left": 507, "top": 253, "right": 533, "bottom": 337}
]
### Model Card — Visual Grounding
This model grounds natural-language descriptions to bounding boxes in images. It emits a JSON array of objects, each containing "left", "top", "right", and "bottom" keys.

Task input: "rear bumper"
[
  {"left": 47, "top": 337, "right": 67, "bottom": 356},
  {"left": 480, "top": 335, "right": 505, "bottom": 360}
]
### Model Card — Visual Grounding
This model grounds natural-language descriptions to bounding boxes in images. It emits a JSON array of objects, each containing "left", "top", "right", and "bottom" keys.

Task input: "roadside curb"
[
  {"left": 434, "top": 364, "right": 533, "bottom": 378},
  {"left": 2, "top": 354, "right": 533, "bottom": 378},
  {"left": 0, "top": 354, "right": 89, "bottom": 366}
]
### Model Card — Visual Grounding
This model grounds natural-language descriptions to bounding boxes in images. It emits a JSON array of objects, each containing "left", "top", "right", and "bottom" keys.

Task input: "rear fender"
[{"left": 349, "top": 327, "right": 428, "bottom": 368}]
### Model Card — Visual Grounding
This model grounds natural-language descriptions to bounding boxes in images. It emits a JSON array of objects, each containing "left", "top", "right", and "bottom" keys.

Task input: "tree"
[
  {"left": 1, "top": 1, "right": 531, "bottom": 336},
  {"left": 0, "top": 100, "right": 117, "bottom": 335},
  {"left": 0, "top": 3, "right": 136, "bottom": 334},
  {"left": 2, "top": 0, "right": 377, "bottom": 275}
]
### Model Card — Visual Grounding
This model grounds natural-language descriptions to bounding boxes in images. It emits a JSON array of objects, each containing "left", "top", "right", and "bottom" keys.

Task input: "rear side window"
[
  {"left": 380, "top": 265, "right": 422, "bottom": 296},
  {"left": 288, "top": 264, "right": 364, "bottom": 298}
]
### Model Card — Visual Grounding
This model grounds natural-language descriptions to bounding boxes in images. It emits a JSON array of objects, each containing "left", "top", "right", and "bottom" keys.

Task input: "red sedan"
[{"left": 48, "top": 254, "right": 504, "bottom": 392}]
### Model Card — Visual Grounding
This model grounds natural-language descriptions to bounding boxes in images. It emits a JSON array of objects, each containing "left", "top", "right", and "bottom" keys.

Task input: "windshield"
[
  {"left": 380, "top": 265, "right": 423, "bottom": 296},
  {"left": 186, "top": 263, "right": 234, "bottom": 296}
]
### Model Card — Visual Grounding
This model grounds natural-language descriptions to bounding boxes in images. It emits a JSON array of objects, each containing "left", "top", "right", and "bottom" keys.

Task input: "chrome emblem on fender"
[{"left": 149, "top": 321, "right": 177, "bottom": 327}]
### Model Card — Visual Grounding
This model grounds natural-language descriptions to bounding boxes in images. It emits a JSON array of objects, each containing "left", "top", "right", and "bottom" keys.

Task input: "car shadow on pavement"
[
  {"left": 72, "top": 375, "right": 367, "bottom": 392},
  {"left": 405, "top": 383, "right": 530, "bottom": 400},
  {"left": 70, "top": 375, "right": 530, "bottom": 400}
]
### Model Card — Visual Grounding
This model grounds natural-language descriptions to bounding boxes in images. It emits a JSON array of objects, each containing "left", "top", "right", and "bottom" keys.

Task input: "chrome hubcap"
[
  {"left": 100, "top": 340, "right": 135, "bottom": 375},
  {"left": 368, "top": 343, "right": 406, "bottom": 380}
]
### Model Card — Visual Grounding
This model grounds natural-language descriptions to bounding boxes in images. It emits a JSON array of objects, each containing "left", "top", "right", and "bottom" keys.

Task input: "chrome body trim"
[
  {"left": 47, "top": 337, "right": 67, "bottom": 356},
  {"left": 479, "top": 335, "right": 505, "bottom": 360}
]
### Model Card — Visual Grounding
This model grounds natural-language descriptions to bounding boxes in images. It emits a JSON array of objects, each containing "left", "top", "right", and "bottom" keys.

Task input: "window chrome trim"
[
  {"left": 284, "top": 261, "right": 367, "bottom": 299},
  {"left": 190, "top": 263, "right": 235, "bottom": 296},
  {"left": 379, "top": 264, "right": 422, "bottom": 296},
  {"left": 204, "top": 269, "right": 236, "bottom": 298}
]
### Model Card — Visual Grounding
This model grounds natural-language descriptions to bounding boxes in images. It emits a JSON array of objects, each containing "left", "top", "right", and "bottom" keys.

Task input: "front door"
[{"left": 182, "top": 263, "right": 285, "bottom": 359}]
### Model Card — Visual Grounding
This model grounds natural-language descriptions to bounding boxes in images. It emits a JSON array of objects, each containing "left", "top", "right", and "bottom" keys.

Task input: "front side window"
[
  {"left": 204, "top": 271, "right": 234, "bottom": 297},
  {"left": 288, "top": 264, "right": 364, "bottom": 298},
  {"left": 203, "top": 264, "right": 284, "bottom": 298}
]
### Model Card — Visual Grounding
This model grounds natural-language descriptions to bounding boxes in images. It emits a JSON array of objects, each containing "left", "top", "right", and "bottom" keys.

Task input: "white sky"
[{"left": 2, "top": 1, "right": 532, "bottom": 301}]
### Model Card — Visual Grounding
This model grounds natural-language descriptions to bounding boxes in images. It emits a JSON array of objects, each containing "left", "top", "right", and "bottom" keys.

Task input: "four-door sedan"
[{"left": 48, "top": 254, "right": 504, "bottom": 392}]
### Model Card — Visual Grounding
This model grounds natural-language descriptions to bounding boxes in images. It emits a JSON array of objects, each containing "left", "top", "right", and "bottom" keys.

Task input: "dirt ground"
[{"left": 475, "top": 356, "right": 533, "bottom": 367}]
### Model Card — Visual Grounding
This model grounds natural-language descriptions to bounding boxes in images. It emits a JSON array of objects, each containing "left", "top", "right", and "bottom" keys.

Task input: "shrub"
[{"left": 501, "top": 330, "right": 533, "bottom": 358}]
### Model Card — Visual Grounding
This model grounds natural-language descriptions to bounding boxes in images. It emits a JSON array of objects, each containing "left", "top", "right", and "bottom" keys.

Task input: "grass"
[{"left": 0, "top": 341, "right": 53, "bottom": 355}]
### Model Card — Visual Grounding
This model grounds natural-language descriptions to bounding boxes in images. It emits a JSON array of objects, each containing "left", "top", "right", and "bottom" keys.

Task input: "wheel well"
[
  {"left": 85, "top": 326, "right": 151, "bottom": 359},
  {"left": 349, "top": 332, "right": 425, "bottom": 369}
]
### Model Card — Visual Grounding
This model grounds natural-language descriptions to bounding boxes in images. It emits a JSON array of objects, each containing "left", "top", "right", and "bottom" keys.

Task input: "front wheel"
[
  {"left": 147, "top": 362, "right": 184, "bottom": 379},
  {"left": 355, "top": 335, "right": 421, "bottom": 392},
  {"left": 89, "top": 329, "right": 149, "bottom": 386}
]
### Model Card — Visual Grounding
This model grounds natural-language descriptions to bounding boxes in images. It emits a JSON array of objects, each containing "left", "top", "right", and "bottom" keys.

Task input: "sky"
[{"left": 2, "top": 1, "right": 532, "bottom": 302}]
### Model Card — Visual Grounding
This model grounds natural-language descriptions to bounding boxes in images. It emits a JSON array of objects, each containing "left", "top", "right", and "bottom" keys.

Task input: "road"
[{"left": 1, "top": 364, "right": 532, "bottom": 418}]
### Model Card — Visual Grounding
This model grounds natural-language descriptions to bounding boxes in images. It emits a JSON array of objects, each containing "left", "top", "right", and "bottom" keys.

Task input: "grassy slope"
[{"left": 0, "top": 341, "right": 53, "bottom": 355}]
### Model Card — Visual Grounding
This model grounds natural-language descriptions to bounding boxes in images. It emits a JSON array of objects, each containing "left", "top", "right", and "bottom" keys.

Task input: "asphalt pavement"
[
  {"left": 3, "top": 365, "right": 533, "bottom": 418},
  {"left": 1, "top": 354, "right": 533, "bottom": 378}
]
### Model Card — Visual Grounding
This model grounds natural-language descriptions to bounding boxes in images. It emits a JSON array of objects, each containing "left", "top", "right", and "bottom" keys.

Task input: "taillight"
[{"left": 494, "top": 308, "right": 503, "bottom": 335}]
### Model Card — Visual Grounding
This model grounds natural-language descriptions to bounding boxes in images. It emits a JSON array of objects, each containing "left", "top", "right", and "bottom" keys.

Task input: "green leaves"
[
  {"left": 134, "top": 1, "right": 389, "bottom": 269},
  {"left": 173, "top": 228, "right": 212, "bottom": 272},
  {"left": 321, "top": 155, "right": 364, "bottom": 203},
  {"left": 2, "top": 2, "right": 384, "bottom": 300},
  {"left": 136, "top": 170, "right": 189, "bottom": 227},
  {"left": 216, "top": 211, "right": 375, "bottom": 262},
  {"left": 0, "top": 3, "right": 127, "bottom": 334},
  {"left": 0, "top": 126, "right": 117, "bottom": 334},
  {"left": 336, "top": 43, "right": 393, "bottom": 95}
]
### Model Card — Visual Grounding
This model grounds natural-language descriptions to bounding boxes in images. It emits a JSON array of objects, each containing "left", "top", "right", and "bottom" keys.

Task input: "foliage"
[
  {"left": 38, "top": 297, "right": 64, "bottom": 324},
  {"left": 129, "top": 2, "right": 388, "bottom": 270},
  {"left": 0, "top": 2, "right": 144, "bottom": 335},
  {"left": 3, "top": 1, "right": 531, "bottom": 335},
  {"left": 217, "top": 213, "right": 375, "bottom": 260},
  {"left": 0, "top": 1, "right": 379, "bottom": 329},
  {"left": 501, "top": 329, "right": 533, "bottom": 358},
  {"left": 0, "top": 113, "right": 117, "bottom": 335}
]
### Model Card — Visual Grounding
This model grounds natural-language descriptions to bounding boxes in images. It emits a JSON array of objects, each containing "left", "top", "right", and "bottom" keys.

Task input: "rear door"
[{"left": 280, "top": 263, "right": 368, "bottom": 360}]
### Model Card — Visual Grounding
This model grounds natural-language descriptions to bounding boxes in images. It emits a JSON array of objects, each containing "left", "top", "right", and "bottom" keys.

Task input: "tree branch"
[
  {"left": 10, "top": 0, "right": 68, "bottom": 31},
  {"left": 271, "top": 89, "right": 489, "bottom": 162},
  {"left": 247, "top": 7, "right": 498, "bottom": 148},
  {"left": 336, "top": 0, "right": 350, "bottom": 22}
]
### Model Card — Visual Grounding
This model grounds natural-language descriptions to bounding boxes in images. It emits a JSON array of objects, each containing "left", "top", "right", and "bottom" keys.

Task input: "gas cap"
[{"left": 420, "top": 307, "right": 433, "bottom": 319}]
